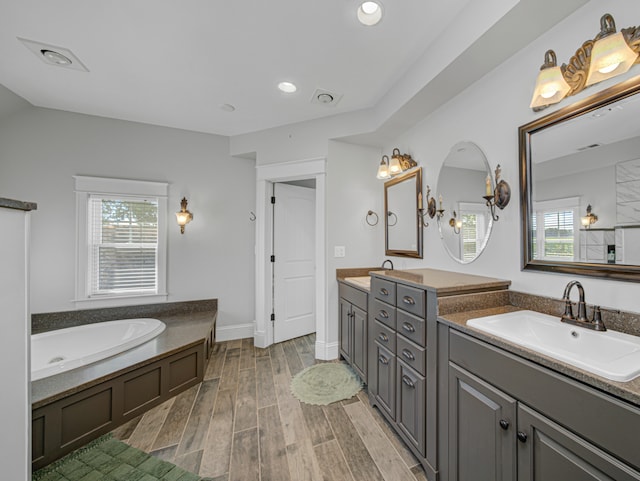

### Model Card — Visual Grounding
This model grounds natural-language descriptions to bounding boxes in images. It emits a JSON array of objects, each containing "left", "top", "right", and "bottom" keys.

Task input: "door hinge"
[
  {"left": 270, "top": 255, "right": 275, "bottom": 262},
  {"left": 271, "top": 196, "right": 276, "bottom": 204},
  {"left": 270, "top": 313, "right": 275, "bottom": 322}
]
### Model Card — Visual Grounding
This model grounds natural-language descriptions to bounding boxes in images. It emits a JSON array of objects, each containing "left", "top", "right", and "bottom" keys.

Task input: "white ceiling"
[{"left": 0, "top": 0, "right": 472, "bottom": 137}]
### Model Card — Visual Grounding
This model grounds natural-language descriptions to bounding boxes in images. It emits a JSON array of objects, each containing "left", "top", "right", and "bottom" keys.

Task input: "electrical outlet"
[{"left": 334, "top": 245, "right": 346, "bottom": 258}]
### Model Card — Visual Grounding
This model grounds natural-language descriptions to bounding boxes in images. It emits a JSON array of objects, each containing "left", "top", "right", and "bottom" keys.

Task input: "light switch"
[{"left": 334, "top": 245, "right": 346, "bottom": 258}]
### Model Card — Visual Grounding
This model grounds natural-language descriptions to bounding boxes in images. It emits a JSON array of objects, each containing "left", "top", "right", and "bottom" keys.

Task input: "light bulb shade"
[
  {"left": 530, "top": 66, "right": 571, "bottom": 108},
  {"left": 388, "top": 155, "right": 402, "bottom": 174},
  {"left": 586, "top": 32, "right": 638, "bottom": 86},
  {"left": 176, "top": 197, "right": 193, "bottom": 234},
  {"left": 581, "top": 216, "right": 591, "bottom": 226},
  {"left": 376, "top": 155, "right": 390, "bottom": 179}
]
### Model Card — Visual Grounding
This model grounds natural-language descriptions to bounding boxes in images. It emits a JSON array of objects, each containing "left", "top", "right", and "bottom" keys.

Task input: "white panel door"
[{"left": 273, "top": 183, "right": 316, "bottom": 343}]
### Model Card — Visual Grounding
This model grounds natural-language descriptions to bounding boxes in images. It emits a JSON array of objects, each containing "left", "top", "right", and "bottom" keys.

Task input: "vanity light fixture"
[
  {"left": 530, "top": 13, "right": 640, "bottom": 111},
  {"left": 449, "top": 210, "right": 462, "bottom": 235},
  {"left": 530, "top": 50, "right": 571, "bottom": 109},
  {"left": 581, "top": 204, "right": 598, "bottom": 228},
  {"left": 483, "top": 164, "right": 511, "bottom": 221},
  {"left": 586, "top": 14, "right": 638, "bottom": 86},
  {"left": 376, "top": 155, "right": 391, "bottom": 179},
  {"left": 176, "top": 197, "right": 193, "bottom": 234}
]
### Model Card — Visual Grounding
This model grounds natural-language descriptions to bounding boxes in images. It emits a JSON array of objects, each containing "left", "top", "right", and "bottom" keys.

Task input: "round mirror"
[{"left": 436, "top": 141, "right": 493, "bottom": 263}]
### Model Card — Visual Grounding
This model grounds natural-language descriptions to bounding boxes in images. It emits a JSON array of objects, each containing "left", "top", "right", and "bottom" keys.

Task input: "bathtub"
[{"left": 31, "top": 318, "right": 166, "bottom": 381}]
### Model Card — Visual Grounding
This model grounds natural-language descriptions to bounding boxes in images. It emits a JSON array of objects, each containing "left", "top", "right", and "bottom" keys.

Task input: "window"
[
  {"left": 75, "top": 176, "right": 168, "bottom": 306},
  {"left": 532, "top": 197, "right": 580, "bottom": 261},
  {"left": 458, "top": 202, "right": 488, "bottom": 262}
]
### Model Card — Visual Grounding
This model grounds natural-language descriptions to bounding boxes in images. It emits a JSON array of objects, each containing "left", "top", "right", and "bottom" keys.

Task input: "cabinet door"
[
  {"left": 397, "top": 361, "right": 426, "bottom": 456},
  {"left": 339, "top": 299, "right": 352, "bottom": 363},
  {"left": 352, "top": 305, "right": 367, "bottom": 381},
  {"left": 449, "top": 364, "right": 517, "bottom": 481},
  {"left": 517, "top": 404, "right": 640, "bottom": 481},
  {"left": 374, "top": 343, "right": 396, "bottom": 420}
]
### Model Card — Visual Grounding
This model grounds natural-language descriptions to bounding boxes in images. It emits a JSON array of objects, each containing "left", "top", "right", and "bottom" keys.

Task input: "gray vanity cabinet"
[
  {"left": 445, "top": 328, "right": 640, "bottom": 481},
  {"left": 448, "top": 364, "right": 516, "bottom": 481},
  {"left": 338, "top": 282, "right": 368, "bottom": 381}
]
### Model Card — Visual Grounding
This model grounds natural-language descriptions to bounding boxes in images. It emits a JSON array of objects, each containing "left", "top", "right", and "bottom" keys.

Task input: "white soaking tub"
[{"left": 31, "top": 318, "right": 166, "bottom": 381}]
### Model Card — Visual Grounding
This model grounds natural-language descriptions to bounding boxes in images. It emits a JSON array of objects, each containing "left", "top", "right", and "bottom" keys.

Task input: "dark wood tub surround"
[{"left": 31, "top": 300, "right": 217, "bottom": 471}]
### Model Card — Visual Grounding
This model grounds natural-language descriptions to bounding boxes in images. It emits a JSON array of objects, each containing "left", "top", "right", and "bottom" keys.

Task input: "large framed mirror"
[
  {"left": 385, "top": 167, "right": 423, "bottom": 258},
  {"left": 437, "top": 141, "right": 494, "bottom": 263},
  {"left": 519, "top": 75, "right": 640, "bottom": 281}
]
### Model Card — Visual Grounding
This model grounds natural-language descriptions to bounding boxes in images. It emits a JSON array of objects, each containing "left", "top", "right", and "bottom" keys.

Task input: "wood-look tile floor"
[{"left": 111, "top": 335, "right": 427, "bottom": 481}]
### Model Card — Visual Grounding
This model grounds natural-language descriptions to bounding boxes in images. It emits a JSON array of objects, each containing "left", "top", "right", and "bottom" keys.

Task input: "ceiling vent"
[
  {"left": 18, "top": 38, "right": 89, "bottom": 72},
  {"left": 577, "top": 143, "right": 602, "bottom": 151},
  {"left": 311, "top": 88, "right": 342, "bottom": 107}
]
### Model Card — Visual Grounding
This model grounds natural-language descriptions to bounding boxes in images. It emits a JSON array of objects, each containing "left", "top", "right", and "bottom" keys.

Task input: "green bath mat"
[
  {"left": 32, "top": 434, "right": 211, "bottom": 481},
  {"left": 291, "top": 362, "right": 363, "bottom": 405}
]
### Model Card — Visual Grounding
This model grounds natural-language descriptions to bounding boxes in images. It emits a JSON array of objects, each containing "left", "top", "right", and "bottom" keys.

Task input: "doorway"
[{"left": 255, "top": 158, "right": 329, "bottom": 359}]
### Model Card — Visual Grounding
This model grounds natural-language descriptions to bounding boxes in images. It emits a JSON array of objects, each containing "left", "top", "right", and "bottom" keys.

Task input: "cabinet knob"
[
  {"left": 402, "top": 296, "right": 416, "bottom": 305},
  {"left": 380, "top": 288, "right": 389, "bottom": 296},
  {"left": 517, "top": 431, "right": 528, "bottom": 443},
  {"left": 401, "top": 349, "right": 415, "bottom": 361},
  {"left": 402, "top": 375, "right": 416, "bottom": 388},
  {"left": 499, "top": 419, "right": 509, "bottom": 430},
  {"left": 402, "top": 322, "right": 415, "bottom": 333}
]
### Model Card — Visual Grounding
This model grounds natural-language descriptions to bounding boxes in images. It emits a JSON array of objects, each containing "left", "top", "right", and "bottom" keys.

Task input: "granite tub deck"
[
  {"left": 31, "top": 300, "right": 217, "bottom": 470},
  {"left": 437, "top": 290, "right": 640, "bottom": 407}
]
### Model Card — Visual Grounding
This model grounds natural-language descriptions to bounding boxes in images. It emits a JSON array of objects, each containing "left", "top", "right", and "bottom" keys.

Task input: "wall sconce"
[
  {"left": 530, "top": 13, "right": 640, "bottom": 111},
  {"left": 436, "top": 194, "right": 445, "bottom": 219},
  {"left": 581, "top": 204, "right": 598, "bottom": 228},
  {"left": 449, "top": 210, "right": 462, "bottom": 234},
  {"left": 530, "top": 50, "right": 571, "bottom": 109},
  {"left": 176, "top": 197, "right": 193, "bottom": 234},
  {"left": 419, "top": 185, "right": 437, "bottom": 227},
  {"left": 376, "top": 155, "right": 390, "bottom": 179},
  {"left": 586, "top": 14, "right": 638, "bottom": 86},
  {"left": 483, "top": 164, "right": 511, "bottom": 221},
  {"left": 376, "top": 148, "right": 417, "bottom": 179}
]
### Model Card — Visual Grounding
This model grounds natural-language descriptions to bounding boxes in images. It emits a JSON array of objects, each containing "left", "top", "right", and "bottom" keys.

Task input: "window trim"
[{"left": 74, "top": 176, "right": 168, "bottom": 308}]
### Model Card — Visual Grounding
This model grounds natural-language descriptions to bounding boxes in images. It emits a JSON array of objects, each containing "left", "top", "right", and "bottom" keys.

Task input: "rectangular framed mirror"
[
  {"left": 519, "top": 75, "right": 640, "bottom": 281},
  {"left": 384, "top": 167, "right": 423, "bottom": 258}
]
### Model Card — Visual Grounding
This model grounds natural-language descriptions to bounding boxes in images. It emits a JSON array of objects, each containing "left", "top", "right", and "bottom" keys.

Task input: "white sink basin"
[
  {"left": 344, "top": 276, "right": 371, "bottom": 289},
  {"left": 467, "top": 310, "right": 640, "bottom": 382}
]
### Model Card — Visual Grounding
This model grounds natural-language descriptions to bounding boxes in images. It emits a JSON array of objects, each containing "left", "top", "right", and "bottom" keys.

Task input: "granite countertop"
[
  {"left": 32, "top": 310, "right": 215, "bottom": 408},
  {"left": 0, "top": 197, "right": 37, "bottom": 211},
  {"left": 372, "top": 268, "right": 511, "bottom": 296},
  {"left": 438, "top": 305, "right": 640, "bottom": 407}
]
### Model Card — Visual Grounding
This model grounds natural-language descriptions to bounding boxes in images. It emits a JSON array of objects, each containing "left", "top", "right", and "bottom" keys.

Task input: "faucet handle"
[
  {"left": 562, "top": 298, "right": 574, "bottom": 321},
  {"left": 591, "top": 306, "right": 607, "bottom": 331}
]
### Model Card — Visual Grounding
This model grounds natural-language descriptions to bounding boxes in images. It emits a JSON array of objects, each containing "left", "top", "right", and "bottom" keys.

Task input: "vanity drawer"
[
  {"left": 372, "top": 298, "right": 396, "bottom": 329},
  {"left": 372, "top": 277, "right": 396, "bottom": 305},
  {"left": 372, "top": 320, "right": 396, "bottom": 353},
  {"left": 396, "top": 310, "right": 426, "bottom": 347},
  {"left": 339, "top": 282, "right": 368, "bottom": 311},
  {"left": 396, "top": 335, "right": 426, "bottom": 376},
  {"left": 397, "top": 284, "right": 425, "bottom": 318}
]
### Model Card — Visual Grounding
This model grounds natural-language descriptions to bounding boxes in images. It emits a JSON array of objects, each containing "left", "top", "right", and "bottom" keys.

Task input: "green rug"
[
  {"left": 290, "top": 362, "right": 363, "bottom": 405},
  {"left": 32, "top": 434, "right": 210, "bottom": 481}
]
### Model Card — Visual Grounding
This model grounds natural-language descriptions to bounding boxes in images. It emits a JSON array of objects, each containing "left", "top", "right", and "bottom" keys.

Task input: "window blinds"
[{"left": 88, "top": 195, "right": 159, "bottom": 296}]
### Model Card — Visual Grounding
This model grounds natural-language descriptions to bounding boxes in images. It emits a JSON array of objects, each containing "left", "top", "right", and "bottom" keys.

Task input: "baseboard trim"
[
  {"left": 253, "top": 329, "right": 269, "bottom": 349},
  {"left": 215, "top": 322, "right": 255, "bottom": 342},
  {"left": 315, "top": 340, "right": 339, "bottom": 360}
]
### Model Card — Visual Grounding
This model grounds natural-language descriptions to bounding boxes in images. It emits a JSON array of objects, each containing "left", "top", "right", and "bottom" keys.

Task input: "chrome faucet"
[
  {"left": 381, "top": 259, "right": 394, "bottom": 270},
  {"left": 560, "top": 280, "right": 606, "bottom": 331}
]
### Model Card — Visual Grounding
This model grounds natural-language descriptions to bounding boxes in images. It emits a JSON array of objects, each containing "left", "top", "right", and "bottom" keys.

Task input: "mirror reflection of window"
[
  {"left": 532, "top": 197, "right": 579, "bottom": 261},
  {"left": 458, "top": 202, "right": 486, "bottom": 262}
]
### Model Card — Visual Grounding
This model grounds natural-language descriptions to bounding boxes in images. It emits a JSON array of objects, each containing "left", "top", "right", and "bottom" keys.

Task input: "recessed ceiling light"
[
  {"left": 220, "top": 103, "right": 236, "bottom": 112},
  {"left": 278, "top": 81, "right": 297, "bottom": 93},
  {"left": 357, "top": 1, "right": 383, "bottom": 26},
  {"left": 41, "top": 49, "right": 72, "bottom": 66},
  {"left": 18, "top": 38, "right": 89, "bottom": 72}
]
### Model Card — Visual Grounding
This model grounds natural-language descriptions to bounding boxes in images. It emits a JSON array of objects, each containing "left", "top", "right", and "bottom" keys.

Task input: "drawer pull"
[
  {"left": 499, "top": 419, "right": 510, "bottom": 430},
  {"left": 380, "top": 288, "right": 389, "bottom": 296},
  {"left": 378, "top": 333, "right": 389, "bottom": 343},
  {"left": 401, "top": 349, "right": 415, "bottom": 361},
  {"left": 402, "top": 322, "right": 415, "bottom": 333},
  {"left": 402, "top": 296, "right": 416, "bottom": 305},
  {"left": 379, "top": 310, "right": 389, "bottom": 319},
  {"left": 402, "top": 375, "right": 415, "bottom": 388},
  {"left": 378, "top": 355, "right": 389, "bottom": 365}
]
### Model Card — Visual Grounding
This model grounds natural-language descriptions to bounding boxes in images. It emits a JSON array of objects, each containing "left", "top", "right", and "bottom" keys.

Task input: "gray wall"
[{"left": 0, "top": 107, "right": 256, "bottom": 338}]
